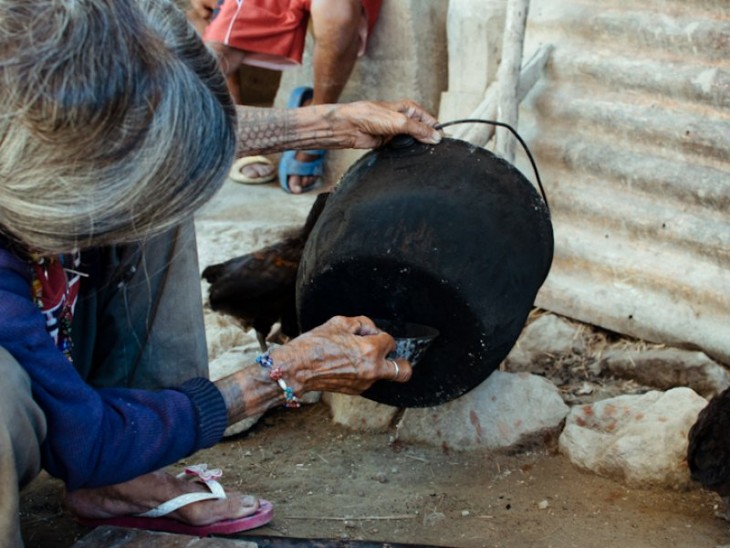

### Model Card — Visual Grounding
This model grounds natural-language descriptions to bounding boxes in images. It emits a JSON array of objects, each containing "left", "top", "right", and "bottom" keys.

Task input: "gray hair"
[{"left": 0, "top": 0, "right": 236, "bottom": 254}]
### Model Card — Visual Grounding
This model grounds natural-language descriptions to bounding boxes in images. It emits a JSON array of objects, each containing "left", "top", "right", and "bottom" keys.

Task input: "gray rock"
[
  {"left": 505, "top": 314, "right": 586, "bottom": 371},
  {"left": 204, "top": 312, "right": 253, "bottom": 364},
  {"left": 559, "top": 387, "right": 708, "bottom": 489},
  {"left": 323, "top": 393, "right": 400, "bottom": 432},
  {"left": 599, "top": 347, "right": 730, "bottom": 398},
  {"left": 396, "top": 371, "right": 569, "bottom": 451}
]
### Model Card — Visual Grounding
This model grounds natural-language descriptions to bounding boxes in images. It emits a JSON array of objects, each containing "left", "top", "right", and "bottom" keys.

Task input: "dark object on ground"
[
  {"left": 202, "top": 192, "right": 330, "bottom": 351},
  {"left": 297, "top": 137, "right": 553, "bottom": 407},
  {"left": 72, "top": 525, "right": 452, "bottom": 547},
  {"left": 688, "top": 386, "right": 730, "bottom": 517},
  {"left": 231, "top": 535, "right": 449, "bottom": 547}
]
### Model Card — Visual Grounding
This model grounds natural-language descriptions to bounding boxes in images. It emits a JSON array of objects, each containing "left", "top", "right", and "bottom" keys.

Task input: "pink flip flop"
[{"left": 76, "top": 464, "right": 274, "bottom": 537}]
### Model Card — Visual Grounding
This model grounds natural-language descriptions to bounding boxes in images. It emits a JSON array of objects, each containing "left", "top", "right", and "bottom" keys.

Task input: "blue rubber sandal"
[
  {"left": 278, "top": 149, "right": 326, "bottom": 194},
  {"left": 279, "top": 86, "right": 327, "bottom": 194}
]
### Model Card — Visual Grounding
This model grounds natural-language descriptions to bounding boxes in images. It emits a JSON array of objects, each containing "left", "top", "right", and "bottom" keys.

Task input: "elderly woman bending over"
[{"left": 0, "top": 0, "right": 441, "bottom": 543}]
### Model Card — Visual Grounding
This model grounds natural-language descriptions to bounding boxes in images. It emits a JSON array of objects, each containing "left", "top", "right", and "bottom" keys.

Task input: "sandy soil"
[
  {"left": 18, "top": 403, "right": 730, "bottom": 547},
  {"left": 19, "top": 181, "right": 730, "bottom": 547}
]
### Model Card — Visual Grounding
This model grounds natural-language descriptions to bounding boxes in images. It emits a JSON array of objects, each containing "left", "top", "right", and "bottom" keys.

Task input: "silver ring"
[{"left": 389, "top": 360, "right": 400, "bottom": 381}]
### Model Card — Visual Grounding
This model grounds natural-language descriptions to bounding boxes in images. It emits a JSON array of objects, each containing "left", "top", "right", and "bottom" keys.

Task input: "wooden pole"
[
  {"left": 452, "top": 44, "right": 552, "bottom": 147},
  {"left": 494, "top": 0, "right": 531, "bottom": 162}
]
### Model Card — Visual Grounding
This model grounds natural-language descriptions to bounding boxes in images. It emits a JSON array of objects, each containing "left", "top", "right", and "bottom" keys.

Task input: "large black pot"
[{"left": 296, "top": 137, "right": 553, "bottom": 407}]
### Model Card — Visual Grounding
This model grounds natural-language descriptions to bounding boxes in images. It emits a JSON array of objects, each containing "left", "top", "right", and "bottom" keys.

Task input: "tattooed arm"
[{"left": 235, "top": 101, "right": 442, "bottom": 158}]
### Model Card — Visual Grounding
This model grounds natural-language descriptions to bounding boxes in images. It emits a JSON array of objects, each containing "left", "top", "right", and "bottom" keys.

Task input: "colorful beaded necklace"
[{"left": 30, "top": 252, "right": 83, "bottom": 362}]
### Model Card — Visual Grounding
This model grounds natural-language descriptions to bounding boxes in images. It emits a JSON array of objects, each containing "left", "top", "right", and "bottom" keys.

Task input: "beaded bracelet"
[{"left": 256, "top": 351, "right": 301, "bottom": 408}]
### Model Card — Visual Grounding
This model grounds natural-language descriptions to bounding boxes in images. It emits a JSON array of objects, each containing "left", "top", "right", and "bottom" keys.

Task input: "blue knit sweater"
[{"left": 0, "top": 243, "right": 228, "bottom": 490}]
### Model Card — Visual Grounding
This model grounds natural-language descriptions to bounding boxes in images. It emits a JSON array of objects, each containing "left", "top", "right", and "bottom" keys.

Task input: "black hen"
[
  {"left": 202, "top": 192, "right": 330, "bottom": 352},
  {"left": 687, "top": 386, "right": 730, "bottom": 519}
]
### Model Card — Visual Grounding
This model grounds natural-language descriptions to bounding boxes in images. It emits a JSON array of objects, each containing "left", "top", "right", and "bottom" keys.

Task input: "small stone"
[
  {"left": 423, "top": 511, "right": 446, "bottom": 526},
  {"left": 344, "top": 520, "right": 357, "bottom": 528},
  {"left": 375, "top": 472, "right": 388, "bottom": 483},
  {"left": 461, "top": 510, "right": 470, "bottom": 517},
  {"left": 538, "top": 500, "right": 549, "bottom": 510}
]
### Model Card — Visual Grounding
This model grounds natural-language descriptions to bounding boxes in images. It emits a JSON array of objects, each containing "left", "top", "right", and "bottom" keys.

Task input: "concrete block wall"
[{"left": 438, "top": 0, "right": 505, "bottom": 121}]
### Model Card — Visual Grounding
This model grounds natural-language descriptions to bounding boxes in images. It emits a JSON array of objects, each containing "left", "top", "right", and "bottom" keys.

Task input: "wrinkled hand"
[
  {"left": 189, "top": 0, "right": 218, "bottom": 20},
  {"left": 274, "top": 315, "right": 413, "bottom": 395},
  {"left": 329, "top": 100, "right": 442, "bottom": 149},
  {"left": 215, "top": 316, "right": 413, "bottom": 424}
]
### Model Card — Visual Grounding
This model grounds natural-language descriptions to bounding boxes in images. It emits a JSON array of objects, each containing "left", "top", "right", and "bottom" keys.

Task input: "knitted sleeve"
[{"left": 0, "top": 246, "right": 227, "bottom": 490}]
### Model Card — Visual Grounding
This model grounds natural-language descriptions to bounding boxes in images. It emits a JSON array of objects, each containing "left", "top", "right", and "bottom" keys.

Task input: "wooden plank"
[
  {"left": 451, "top": 44, "right": 553, "bottom": 146},
  {"left": 495, "top": 0, "right": 531, "bottom": 161},
  {"left": 72, "top": 526, "right": 448, "bottom": 548}
]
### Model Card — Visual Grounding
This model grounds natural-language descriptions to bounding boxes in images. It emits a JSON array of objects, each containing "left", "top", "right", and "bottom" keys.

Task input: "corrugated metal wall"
[{"left": 518, "top": 0, "right": 730, "bottom": 364}]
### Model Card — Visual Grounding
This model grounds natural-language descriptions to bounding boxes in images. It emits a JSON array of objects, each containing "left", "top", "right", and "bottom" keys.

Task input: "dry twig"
[{"left": 285, "top": 514, "right": 418, "bottom": 521}]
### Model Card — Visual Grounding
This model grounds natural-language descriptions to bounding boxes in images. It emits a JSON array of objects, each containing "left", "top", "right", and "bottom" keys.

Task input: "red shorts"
[{"left": 204, "top": 0, "right": 383, "bottom": 70}]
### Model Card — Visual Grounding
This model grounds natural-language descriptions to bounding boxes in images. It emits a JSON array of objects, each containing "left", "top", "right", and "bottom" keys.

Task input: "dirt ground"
[
  {"left": 18, "top": 181, "right": 730, "bottom": 547},
  {"left": 19, "top": 402, "right": 730, "bottom": 547}
]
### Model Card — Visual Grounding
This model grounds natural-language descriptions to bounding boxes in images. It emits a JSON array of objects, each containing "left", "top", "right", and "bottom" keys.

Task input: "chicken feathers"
[{"left": 202, "top": 192, "right": 329, "bottom": 351}]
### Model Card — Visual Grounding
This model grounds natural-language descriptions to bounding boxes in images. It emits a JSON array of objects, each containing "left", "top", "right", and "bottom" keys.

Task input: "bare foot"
[{"left": 65, "top": 470, "right": 260, "bottom": 526}]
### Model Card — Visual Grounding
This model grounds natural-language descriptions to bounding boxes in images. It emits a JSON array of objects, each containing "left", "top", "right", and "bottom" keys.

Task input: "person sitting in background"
[
  {"left": 0, "top": 0, "right": 441, "bottom": 544},
  {"left": 189, "top": 0, "right": 383, "bottom": 194}
]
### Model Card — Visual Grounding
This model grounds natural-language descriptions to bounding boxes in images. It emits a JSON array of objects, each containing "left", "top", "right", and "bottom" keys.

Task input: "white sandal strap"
[
  {"left": 136, "top": 464, "right": 227, "bottom": 518},
  {"left": 136, "top": 484, "right": 224, "bottom": 518}
]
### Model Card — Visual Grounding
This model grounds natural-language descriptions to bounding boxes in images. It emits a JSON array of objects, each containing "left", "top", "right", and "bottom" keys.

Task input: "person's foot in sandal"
[
  {"left": 230, "top": 156, "right": 276, "bottom": 185},
  {"left": 286, "top": 150, "right": 324, "bottom": 194},
  {"left": 279, "top": 86, "right": 327, "bottom": 195},
  {"left": 66, "top": 465, "right": 273, "bottom": 536}
]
